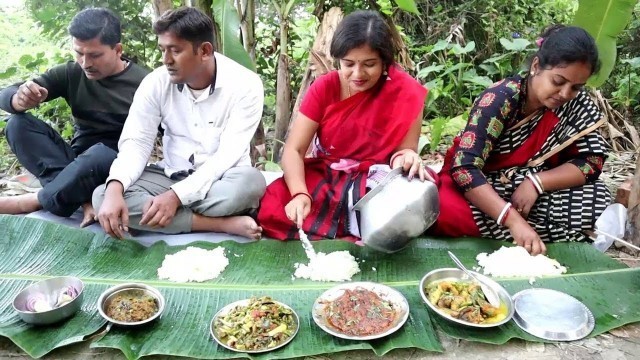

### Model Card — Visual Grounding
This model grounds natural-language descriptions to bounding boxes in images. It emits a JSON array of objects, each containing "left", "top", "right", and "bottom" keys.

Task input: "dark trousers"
[{"left": 5, "top": 113, "right": 117, "bottom": 217}]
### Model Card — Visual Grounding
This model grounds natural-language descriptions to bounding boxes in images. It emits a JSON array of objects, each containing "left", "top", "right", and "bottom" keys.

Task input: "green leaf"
[
  {"left": 18, "top": 54, "right": 35, "bottom": 66},
  {"left": 429, "top": 40, "right": 449, "bottom": 54},
  {"left": 212, "top": 0, "right": 255, "bottom": 71},
  {"left": 0, "top": 66, "right": 17, "bottom": 80},
  {"left": 418, "top": 134, "right": 430, "bottom": 155},
  {"left": 621, "top": 57, "right": 640, "bottom": 68},
  {"left": 441, "top": 62, "right": 472, "bottom": 77},
  {"left": 394, "top": 0, "right": 420, "bottom": 15},
  {"left": 264, "top": 160, "right": 282, "bottom": 172},
  {"left": 417, "top": 64, "right": 445, "bottom": 79},
  {"left": 462, "top": 72, "right": 494, "bottom": 88},
  {"left": 572, "top": 0, "right": 638, "bottom": 87},
  {"left": 499, "top": 38, "right": 531, "bottom": 51},
  {"left": 450, "top": 41, "right": 476, "bottom": 55},
  {"left": 428, "top": 117, "right": 447, "bottom": 151},
  {"left": 1, "top": 216, "right": 639, "bottom": 359}
]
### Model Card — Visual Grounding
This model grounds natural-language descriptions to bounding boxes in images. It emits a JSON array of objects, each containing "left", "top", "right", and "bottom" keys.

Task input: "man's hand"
[
  {"left": 80, "top": 202, "right": 96, "bottom": 228},
  {"left": 11, "top": 81, "right": 48, "bottom": 112},
  {"left": 139, "top": 190, "right": 181, "bottom": 228},
  {"left": 97, "top": 182, "right": 129, "bottom": 239}
]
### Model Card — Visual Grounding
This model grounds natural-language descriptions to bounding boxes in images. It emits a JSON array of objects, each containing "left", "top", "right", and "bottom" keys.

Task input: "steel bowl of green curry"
[
  {"left": 419, "top": 268, "right": 514, "bottom": 328},
  {"left": 97, "top": 283, "right": 165, "bottom": 326}
]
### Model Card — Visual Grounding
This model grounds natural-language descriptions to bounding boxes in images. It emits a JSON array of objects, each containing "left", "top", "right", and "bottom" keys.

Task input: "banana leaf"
[
  {"left": 212, "top": 0, "right": 255, "bottom": 71},
  {"left": 573, "top": 0, "right": 638, "bottom": 86},
  {"left": 0, "top": 215, "right": 639, "bottom": 359}
]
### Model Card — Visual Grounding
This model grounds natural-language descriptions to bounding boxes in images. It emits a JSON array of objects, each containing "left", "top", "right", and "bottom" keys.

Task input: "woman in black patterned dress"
[{"left": 430, "top": 25, "right": 611, "bottom": 255}]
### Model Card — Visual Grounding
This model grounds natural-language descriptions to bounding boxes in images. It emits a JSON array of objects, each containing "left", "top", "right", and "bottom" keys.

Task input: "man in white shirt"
[{"left": 93, "top": 7, "right": 266, "bottom": 239}]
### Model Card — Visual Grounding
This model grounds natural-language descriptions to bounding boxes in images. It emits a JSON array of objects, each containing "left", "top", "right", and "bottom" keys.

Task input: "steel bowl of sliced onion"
[{"left": 12, "top": 276, "right": 84, "bottom": 325}]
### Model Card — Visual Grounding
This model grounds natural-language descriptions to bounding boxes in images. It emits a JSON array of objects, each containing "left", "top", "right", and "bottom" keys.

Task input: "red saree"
[{"left": 258, "top": 65, "right": 428, "bottom": 240}]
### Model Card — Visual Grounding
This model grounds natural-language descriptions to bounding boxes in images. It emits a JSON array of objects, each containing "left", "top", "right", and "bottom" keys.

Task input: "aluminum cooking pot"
[{"left": 353, "top": 167, "right": 439, "bottom": 253}]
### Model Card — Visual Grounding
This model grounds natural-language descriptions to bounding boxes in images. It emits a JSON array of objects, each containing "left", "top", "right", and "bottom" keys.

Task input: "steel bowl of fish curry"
[
  {"left": 97, "top": 283, "right": 165, "bottom": 326},
  {"left": 211, "top": 296, "right": 299, "bottom": 353},
  {"left": 419, "top": 268, "right": 514, "bottom": 328}
]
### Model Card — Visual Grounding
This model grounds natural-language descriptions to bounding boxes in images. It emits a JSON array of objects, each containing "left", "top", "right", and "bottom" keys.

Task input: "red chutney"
[{"left": 326, "top": 288, "right": 397, "bottom": 336}]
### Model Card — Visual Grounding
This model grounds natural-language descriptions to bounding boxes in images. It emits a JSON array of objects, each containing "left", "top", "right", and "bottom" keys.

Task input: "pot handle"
[{"left": 353, "top": 167, "right": 404, "bottom": 211}]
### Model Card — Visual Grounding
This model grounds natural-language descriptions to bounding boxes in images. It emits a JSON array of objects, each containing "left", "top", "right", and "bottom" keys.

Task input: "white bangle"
[
  {"left": 497, "top": 202, "right": 512, "bottom": 225},
  {"left": 527, "top": 173, "right": 544, "bottom": 195}
]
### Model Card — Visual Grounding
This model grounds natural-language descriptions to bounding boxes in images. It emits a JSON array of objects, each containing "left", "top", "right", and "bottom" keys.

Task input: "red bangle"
[
  {"left": 389, "top": 150, "right": 408, "bottom": 167},
  {"left": 291, "top": 192, "right": 313, "bottom": 203}
]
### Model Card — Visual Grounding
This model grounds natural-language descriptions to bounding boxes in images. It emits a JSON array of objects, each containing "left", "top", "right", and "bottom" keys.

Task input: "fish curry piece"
[{"left": 426, "top": 280, "right": 507, "bottom": 324}]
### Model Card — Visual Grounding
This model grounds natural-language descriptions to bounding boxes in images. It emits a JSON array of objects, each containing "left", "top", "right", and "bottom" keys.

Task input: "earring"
[{"left": 530, "top": 71, "right": 534, "bottom": 76}]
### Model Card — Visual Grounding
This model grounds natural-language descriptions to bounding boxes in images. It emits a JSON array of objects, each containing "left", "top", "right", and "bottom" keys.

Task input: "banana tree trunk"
[
  {"left": 234, "top": 0, "right": 263, "bottom": 164},
  {"left": 236, "top": 0, "right": 256, "bottom": 61},
  {"left": 195, "top": 0, "right": 222, "bottom": 49},
  {"left": 290, "top": 7, "right": 342, "bottom": 129},
  {"left": 152, "top": 0, "right": 174, "bottom": 18},
  {"left": 273, "top": 17, "right": 291, "bottom": 161}
]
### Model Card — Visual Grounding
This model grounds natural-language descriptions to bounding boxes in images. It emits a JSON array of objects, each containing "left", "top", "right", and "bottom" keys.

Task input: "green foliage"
[
  {"left": 610, "top": 57, "right": 640, "bottom": 113},
  {"left": 254, "top": 1, "right": 318, "bottom": 129},
  {"left": 601, "top": 2, "right": 640, "bottom": 123},
  {"left": 573, "top": 0, "right": 639, "bottom": 87},
  {"left": 24, "top": 0, "right": 159, "bottom": 67},
  {"left": 212, "top": 0, "right": 255, "bottom": 71},
  {"left": 393, "top": 0, "right": 419, "bottom": 15}
]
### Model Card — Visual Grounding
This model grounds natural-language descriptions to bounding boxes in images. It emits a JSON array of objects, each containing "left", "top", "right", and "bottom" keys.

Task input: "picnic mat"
[{"left": 1, "top": 214, "right": 639, "bottom": 359}]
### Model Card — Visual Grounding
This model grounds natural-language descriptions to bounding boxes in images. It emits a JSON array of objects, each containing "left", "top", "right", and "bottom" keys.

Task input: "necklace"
[{"left": 348, "top": 86, "right": 351, "bottom": 97}]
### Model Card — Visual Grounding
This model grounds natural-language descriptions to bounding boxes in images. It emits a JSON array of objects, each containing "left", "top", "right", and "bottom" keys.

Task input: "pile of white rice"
[
  {"left": 476, "top": 246, "right": 567, "bottom": 278},
  {"left": 158, "top": 246, "right": 229, "bottom": 282},
  {"left": 294, "top": 251, "right": 361, "bottom": 282}
]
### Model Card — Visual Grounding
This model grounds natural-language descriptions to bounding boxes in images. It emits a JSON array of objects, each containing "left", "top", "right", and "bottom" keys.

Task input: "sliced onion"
[
  {"left": 55, "top": 285, "right": 79, "bottom": 307},
  {"left": 61, "top": 285, "right": 79, "bottom": 299},
  {"left": 26, "top": 295, "right": 53, "bottom": 312}
]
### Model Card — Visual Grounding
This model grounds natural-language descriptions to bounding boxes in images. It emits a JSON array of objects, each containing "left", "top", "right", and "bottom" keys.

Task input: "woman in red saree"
[
  {"left": 258, "top": 10, "right": 430, "bottom": 240},
  {"left": 431, "top": 25, "right": 611, "bottom": 255}
]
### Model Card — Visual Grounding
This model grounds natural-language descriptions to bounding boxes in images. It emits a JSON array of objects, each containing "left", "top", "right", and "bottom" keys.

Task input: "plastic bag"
[{"left": 593, "top": 203, "right": 627, "bottom": 252}]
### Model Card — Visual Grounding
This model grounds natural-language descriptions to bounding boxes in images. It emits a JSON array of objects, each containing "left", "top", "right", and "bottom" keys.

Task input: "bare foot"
[
  {"left": 192, "top": 215, "right": 262, "bottom": 240},
  {"left": 0, "top": 193, "right": 42, "bottom": 214},
  {"left": 80, "top": 203, "right": 96, "bottom": 228}
]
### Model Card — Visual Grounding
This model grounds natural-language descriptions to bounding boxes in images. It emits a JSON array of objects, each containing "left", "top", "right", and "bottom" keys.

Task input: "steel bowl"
[
  {"left": 353, "top": 167, "right": 439, "bottom": 253},
  {"left": 97, "top": 283, "right": 165, "bottom": 326},
  {"left": 312, "top": 281, "right": 410, "bottom": 340},
  {"left": 12, "top": 276, "right": 84, "bottom": 325},
  {"left": 419, "top": 268, "right": 514, "bottom": 328}
]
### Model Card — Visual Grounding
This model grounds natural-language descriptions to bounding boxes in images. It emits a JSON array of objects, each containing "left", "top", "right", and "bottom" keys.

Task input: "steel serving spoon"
[
  {"left": 447, "top": 251, "right": 501, "bottom": 307},
  {"left": 298, "top": 229, "right": 316, "bottom": 260}
]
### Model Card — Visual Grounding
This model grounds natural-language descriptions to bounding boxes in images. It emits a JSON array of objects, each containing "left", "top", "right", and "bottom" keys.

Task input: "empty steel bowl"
[
  {"left": 12, "top": 276, "right": 84, "bottom": 325},
  {"left": 419, "top": 268, "right": 514, "bottom": 328},
  {"left": 97, "top": 283, "right": 165, "bottom": 326}
]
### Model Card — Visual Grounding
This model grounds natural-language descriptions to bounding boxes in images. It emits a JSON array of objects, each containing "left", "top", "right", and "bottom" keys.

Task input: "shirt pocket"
[{"left": 199, "top": 126, "right": 224, "bottom": 155}]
